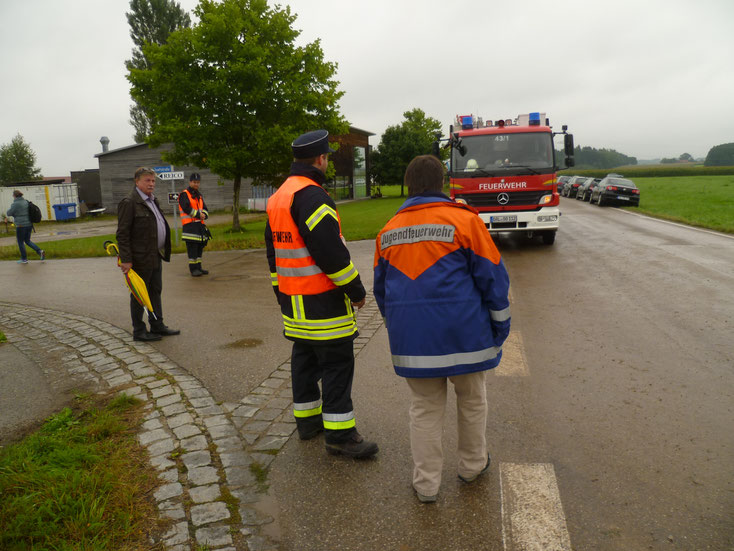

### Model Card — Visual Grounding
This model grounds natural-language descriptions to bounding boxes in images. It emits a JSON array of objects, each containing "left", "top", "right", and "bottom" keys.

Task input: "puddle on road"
[
  {"left": 253, "top": 489, "right": 282, "bottom": 542},
  {"left": 225, "top": 338, "right": 263, "bottom": 349}
]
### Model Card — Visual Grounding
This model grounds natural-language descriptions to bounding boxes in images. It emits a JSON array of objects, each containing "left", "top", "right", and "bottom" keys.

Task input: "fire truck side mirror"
[{"left": 564, "top": 133, "right": 575, "bottom": 167}]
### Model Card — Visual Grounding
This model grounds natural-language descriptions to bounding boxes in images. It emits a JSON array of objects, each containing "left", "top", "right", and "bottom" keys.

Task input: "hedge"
[{"left": 558, "top": 165, "right": 734, "bottom": 178}]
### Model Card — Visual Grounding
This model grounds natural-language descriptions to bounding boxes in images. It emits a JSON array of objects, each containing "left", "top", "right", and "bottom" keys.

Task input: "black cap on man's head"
[
  {"left": 190, "top": 173, "right": 201, "bottom": 182},
  {"left": 291, "top": 130, "right": 335, "bottom": 159}
]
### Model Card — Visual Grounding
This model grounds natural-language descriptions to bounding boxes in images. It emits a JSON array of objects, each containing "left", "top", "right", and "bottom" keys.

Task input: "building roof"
[
  {"left": 348, "top": 126, "right": 375, "bottom": 137},
  {"left": 2, "top": 178, "right": 68, "bottom": 187},
  {"left": 94, "top": 143, "right": 147, "bottom": 158},
  {"left": 95, "top": 126, "right": 374, "bottom": 159}
]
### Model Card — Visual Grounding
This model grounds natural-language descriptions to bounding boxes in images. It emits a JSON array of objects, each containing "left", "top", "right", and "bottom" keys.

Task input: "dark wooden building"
[
  {"left": 70, "top": 169, "right": 102, "bottom": 212},
  {"left": 330, "top": 126, "right": 374, "bottom": 200},
  {"left": 96, "top": 126, "right": 372, "bottom": 213},
  {"left": 95, "top": 143, "right": 246, "bottom": 214}
]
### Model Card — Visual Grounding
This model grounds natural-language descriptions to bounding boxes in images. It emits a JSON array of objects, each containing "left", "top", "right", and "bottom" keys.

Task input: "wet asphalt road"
[
  {"left": 492, "top": 199, "right": 734, "bottom": 550},
  {"left": 1, "top": 201, "right": 732, "bottom": 550},
  {"left": 269, "top": 200, "right": 734, "bottom": 551}
]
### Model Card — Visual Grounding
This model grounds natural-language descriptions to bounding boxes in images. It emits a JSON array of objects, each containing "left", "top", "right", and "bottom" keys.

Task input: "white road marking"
[
  {"left": 493, "top": 331, "right": 529, "bottom": 377},
  {"left": 500, "top": 463, "right": 573, "bottom": 551},
  {"left": 493, "top": 288, "right": 529, "bottom": 377}
]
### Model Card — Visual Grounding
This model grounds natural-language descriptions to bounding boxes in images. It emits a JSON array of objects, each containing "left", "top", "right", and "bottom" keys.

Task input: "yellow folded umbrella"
[{"left": 104, "top": 240, "right": 157, "bottom": 320}]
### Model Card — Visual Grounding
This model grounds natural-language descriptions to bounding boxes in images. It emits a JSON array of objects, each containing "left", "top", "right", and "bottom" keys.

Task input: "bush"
[{"left": 559, "top": 165, "right": 734, "bottom": 178}]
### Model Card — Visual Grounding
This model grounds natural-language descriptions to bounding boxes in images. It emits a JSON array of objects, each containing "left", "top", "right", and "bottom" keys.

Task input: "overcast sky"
[{"left": 1, "top": 0, "right": 733, "bottom": 176}]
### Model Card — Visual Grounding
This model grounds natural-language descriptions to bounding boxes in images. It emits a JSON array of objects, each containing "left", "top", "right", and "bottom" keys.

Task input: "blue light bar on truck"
[
  {"left": 460, "top": 115, "right": 474, "bottom": 129},
  {"left": 529, "top": 112, "right": 541, "bottom": 126}
]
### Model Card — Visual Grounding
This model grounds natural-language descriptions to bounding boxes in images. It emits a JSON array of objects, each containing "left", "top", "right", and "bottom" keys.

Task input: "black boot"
[
  {"left": 325, "top": 431, "right": 378, "bottom": 459},
  {"left": 133, "top": 330, "right": 161, "bottom": 342},
  {"left": 150, "top": 324, "right": 180, "bottom": 336},
  {"left": 297, "top": 416, "right": 324, "bottom": 440}
]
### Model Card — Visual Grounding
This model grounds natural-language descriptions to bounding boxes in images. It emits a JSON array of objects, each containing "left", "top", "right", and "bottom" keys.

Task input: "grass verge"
[
  {"left": 0, "top": 214, "right": 270, "bottom": 261},
  {"left": 629, "top": 175, "right": 734, "bottom": 234},
  {"left": 0, "top": 392, "right": 166, "bottom": 550}
]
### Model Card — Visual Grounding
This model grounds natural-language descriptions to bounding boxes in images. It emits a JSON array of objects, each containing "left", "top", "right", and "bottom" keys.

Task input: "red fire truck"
[{"left": 444, "top": 112, "right": 574, "bottom": 245}]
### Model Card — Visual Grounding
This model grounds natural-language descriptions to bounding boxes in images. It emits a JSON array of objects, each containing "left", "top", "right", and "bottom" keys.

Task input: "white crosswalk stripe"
[
  {"left": 500, "top": 463, "right": 573, "bottom": 551},
  {"left": 493, "top": 330, "right": 529, "bottom": 377}
]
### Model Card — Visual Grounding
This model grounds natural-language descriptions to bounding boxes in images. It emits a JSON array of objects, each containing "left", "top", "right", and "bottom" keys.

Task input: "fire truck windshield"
[{"left": 453, "top": 132, "right": 554, "bottom": 175}]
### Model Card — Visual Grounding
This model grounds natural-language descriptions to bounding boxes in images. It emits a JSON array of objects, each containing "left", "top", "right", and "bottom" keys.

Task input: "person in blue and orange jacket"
[
  {"left": 265, "top": 130, "right": 378, "bottom": 460},
  {"left": 374, "top": 154, "right": 511, "bottom": 503}
]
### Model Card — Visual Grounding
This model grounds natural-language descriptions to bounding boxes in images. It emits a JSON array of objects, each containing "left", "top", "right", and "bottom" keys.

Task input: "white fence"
[{"left": 1, "top": 183, "right": 80, "bottom": 221}]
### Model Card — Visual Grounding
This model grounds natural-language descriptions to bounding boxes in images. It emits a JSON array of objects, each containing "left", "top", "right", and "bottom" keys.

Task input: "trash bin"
[{"left": 53, "top": 203, "right": 77, "bottom": 221}]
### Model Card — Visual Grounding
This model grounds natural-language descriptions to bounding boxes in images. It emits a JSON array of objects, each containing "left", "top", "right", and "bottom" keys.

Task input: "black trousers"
[
  {"left": 130, "top": 262, "right": 163, "bottom": 334},
  {"left": 185, "top": 240, "right": 205, "bottom": 272},
  {"left": 291, "top": 340, "right": 356, "bottom": 444}
]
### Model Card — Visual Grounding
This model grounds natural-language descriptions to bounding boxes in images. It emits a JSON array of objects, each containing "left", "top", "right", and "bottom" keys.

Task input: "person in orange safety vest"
[
  {"left": 179, "top": 173, "right": 210, "bottom": 277},
  {"left": 265, "top": 129, "right": 378, "bottom": 459}
]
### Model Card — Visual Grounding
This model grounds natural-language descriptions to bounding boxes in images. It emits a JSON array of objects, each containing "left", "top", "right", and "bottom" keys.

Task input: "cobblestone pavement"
[{"left": 0, "top": 298, "right": 384, "bottom": 550}]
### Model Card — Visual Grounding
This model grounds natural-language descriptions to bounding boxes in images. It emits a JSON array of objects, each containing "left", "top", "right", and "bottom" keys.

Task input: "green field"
[{"left": 627, "top": 175, "right": 734, "bottom": 234}]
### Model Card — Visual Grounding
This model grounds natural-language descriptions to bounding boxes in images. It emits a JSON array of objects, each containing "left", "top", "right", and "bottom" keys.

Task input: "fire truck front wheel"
[{"left": 541, "top": 231, "right": 556, "bottom": 245}]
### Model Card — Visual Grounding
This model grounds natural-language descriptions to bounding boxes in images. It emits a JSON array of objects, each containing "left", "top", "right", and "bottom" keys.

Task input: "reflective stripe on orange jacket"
[{"left": 267, "top": 176, "right": 340, "bottom": 296}]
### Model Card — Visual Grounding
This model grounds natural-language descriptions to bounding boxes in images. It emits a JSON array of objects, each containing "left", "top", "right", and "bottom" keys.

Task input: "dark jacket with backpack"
[{"left": 6, "top": 197, "right": 35, "bottom": 227}]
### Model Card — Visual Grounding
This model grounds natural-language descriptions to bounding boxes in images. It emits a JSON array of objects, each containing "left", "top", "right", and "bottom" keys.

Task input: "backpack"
[{"left": 28, "top": 201, "right": 42, "bottom": 224}]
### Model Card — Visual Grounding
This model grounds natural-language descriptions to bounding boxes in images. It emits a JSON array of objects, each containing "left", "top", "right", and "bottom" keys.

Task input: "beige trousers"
[{"left": 406, "top": 371, "right": 488, "bottom": 496}]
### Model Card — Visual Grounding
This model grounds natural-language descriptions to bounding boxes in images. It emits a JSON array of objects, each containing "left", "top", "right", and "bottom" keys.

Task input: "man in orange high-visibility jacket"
[
  {"left": 265, "top": 129, "right": 378, "bottom": 459},
  {"left": 179, "top": 173, "right": 210, "bottom": 277}
]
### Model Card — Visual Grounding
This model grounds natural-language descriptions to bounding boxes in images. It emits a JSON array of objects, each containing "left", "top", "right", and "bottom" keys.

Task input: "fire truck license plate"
[{"left": 491, "top": 215, "right": 517, "bottom": 223}]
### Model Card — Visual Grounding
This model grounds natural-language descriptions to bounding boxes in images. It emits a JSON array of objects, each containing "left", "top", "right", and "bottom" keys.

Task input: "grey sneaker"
[
  {"left": 458, "top": 454, "right": 491, "bottom": 483},
  {"left": 40, "top": 250, "right": 45, "bottom": 261},
  {"left": 415, "top": 490, "right": 437, "bottom": 503}
]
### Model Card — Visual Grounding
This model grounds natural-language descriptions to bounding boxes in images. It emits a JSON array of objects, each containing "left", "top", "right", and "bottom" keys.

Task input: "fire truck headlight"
[
  {"left": 538, "top": 194, "right": 553, "bottom": 205},
  {"left": 537, "top": 215, "right": 558, "bottom": 222}
]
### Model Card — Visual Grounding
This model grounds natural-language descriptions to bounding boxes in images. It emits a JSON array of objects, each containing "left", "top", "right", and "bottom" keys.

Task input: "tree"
[
  {"left": 128, "top": 0, "right": 346, "bottom": 230},
  {"left": 128, "top": 0, "right": 347, "bottom": 230},
  {"left": 371, "top": 108, "right": 444, "bottom": 196},
  {"left": 126, "top": 0, "right": 191, "bottom": 143},
  {"left": 704, "top": 143, "right": 734, "bottom": 166},
  {"left": 679, "top": 152, "right": 693, "bottom": 162},
  {"left": 556, "top": 145, "right": 637, "bottom": 170},
  {"left": 0, "top": 134, "right": 42, "bottom": 185}
]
